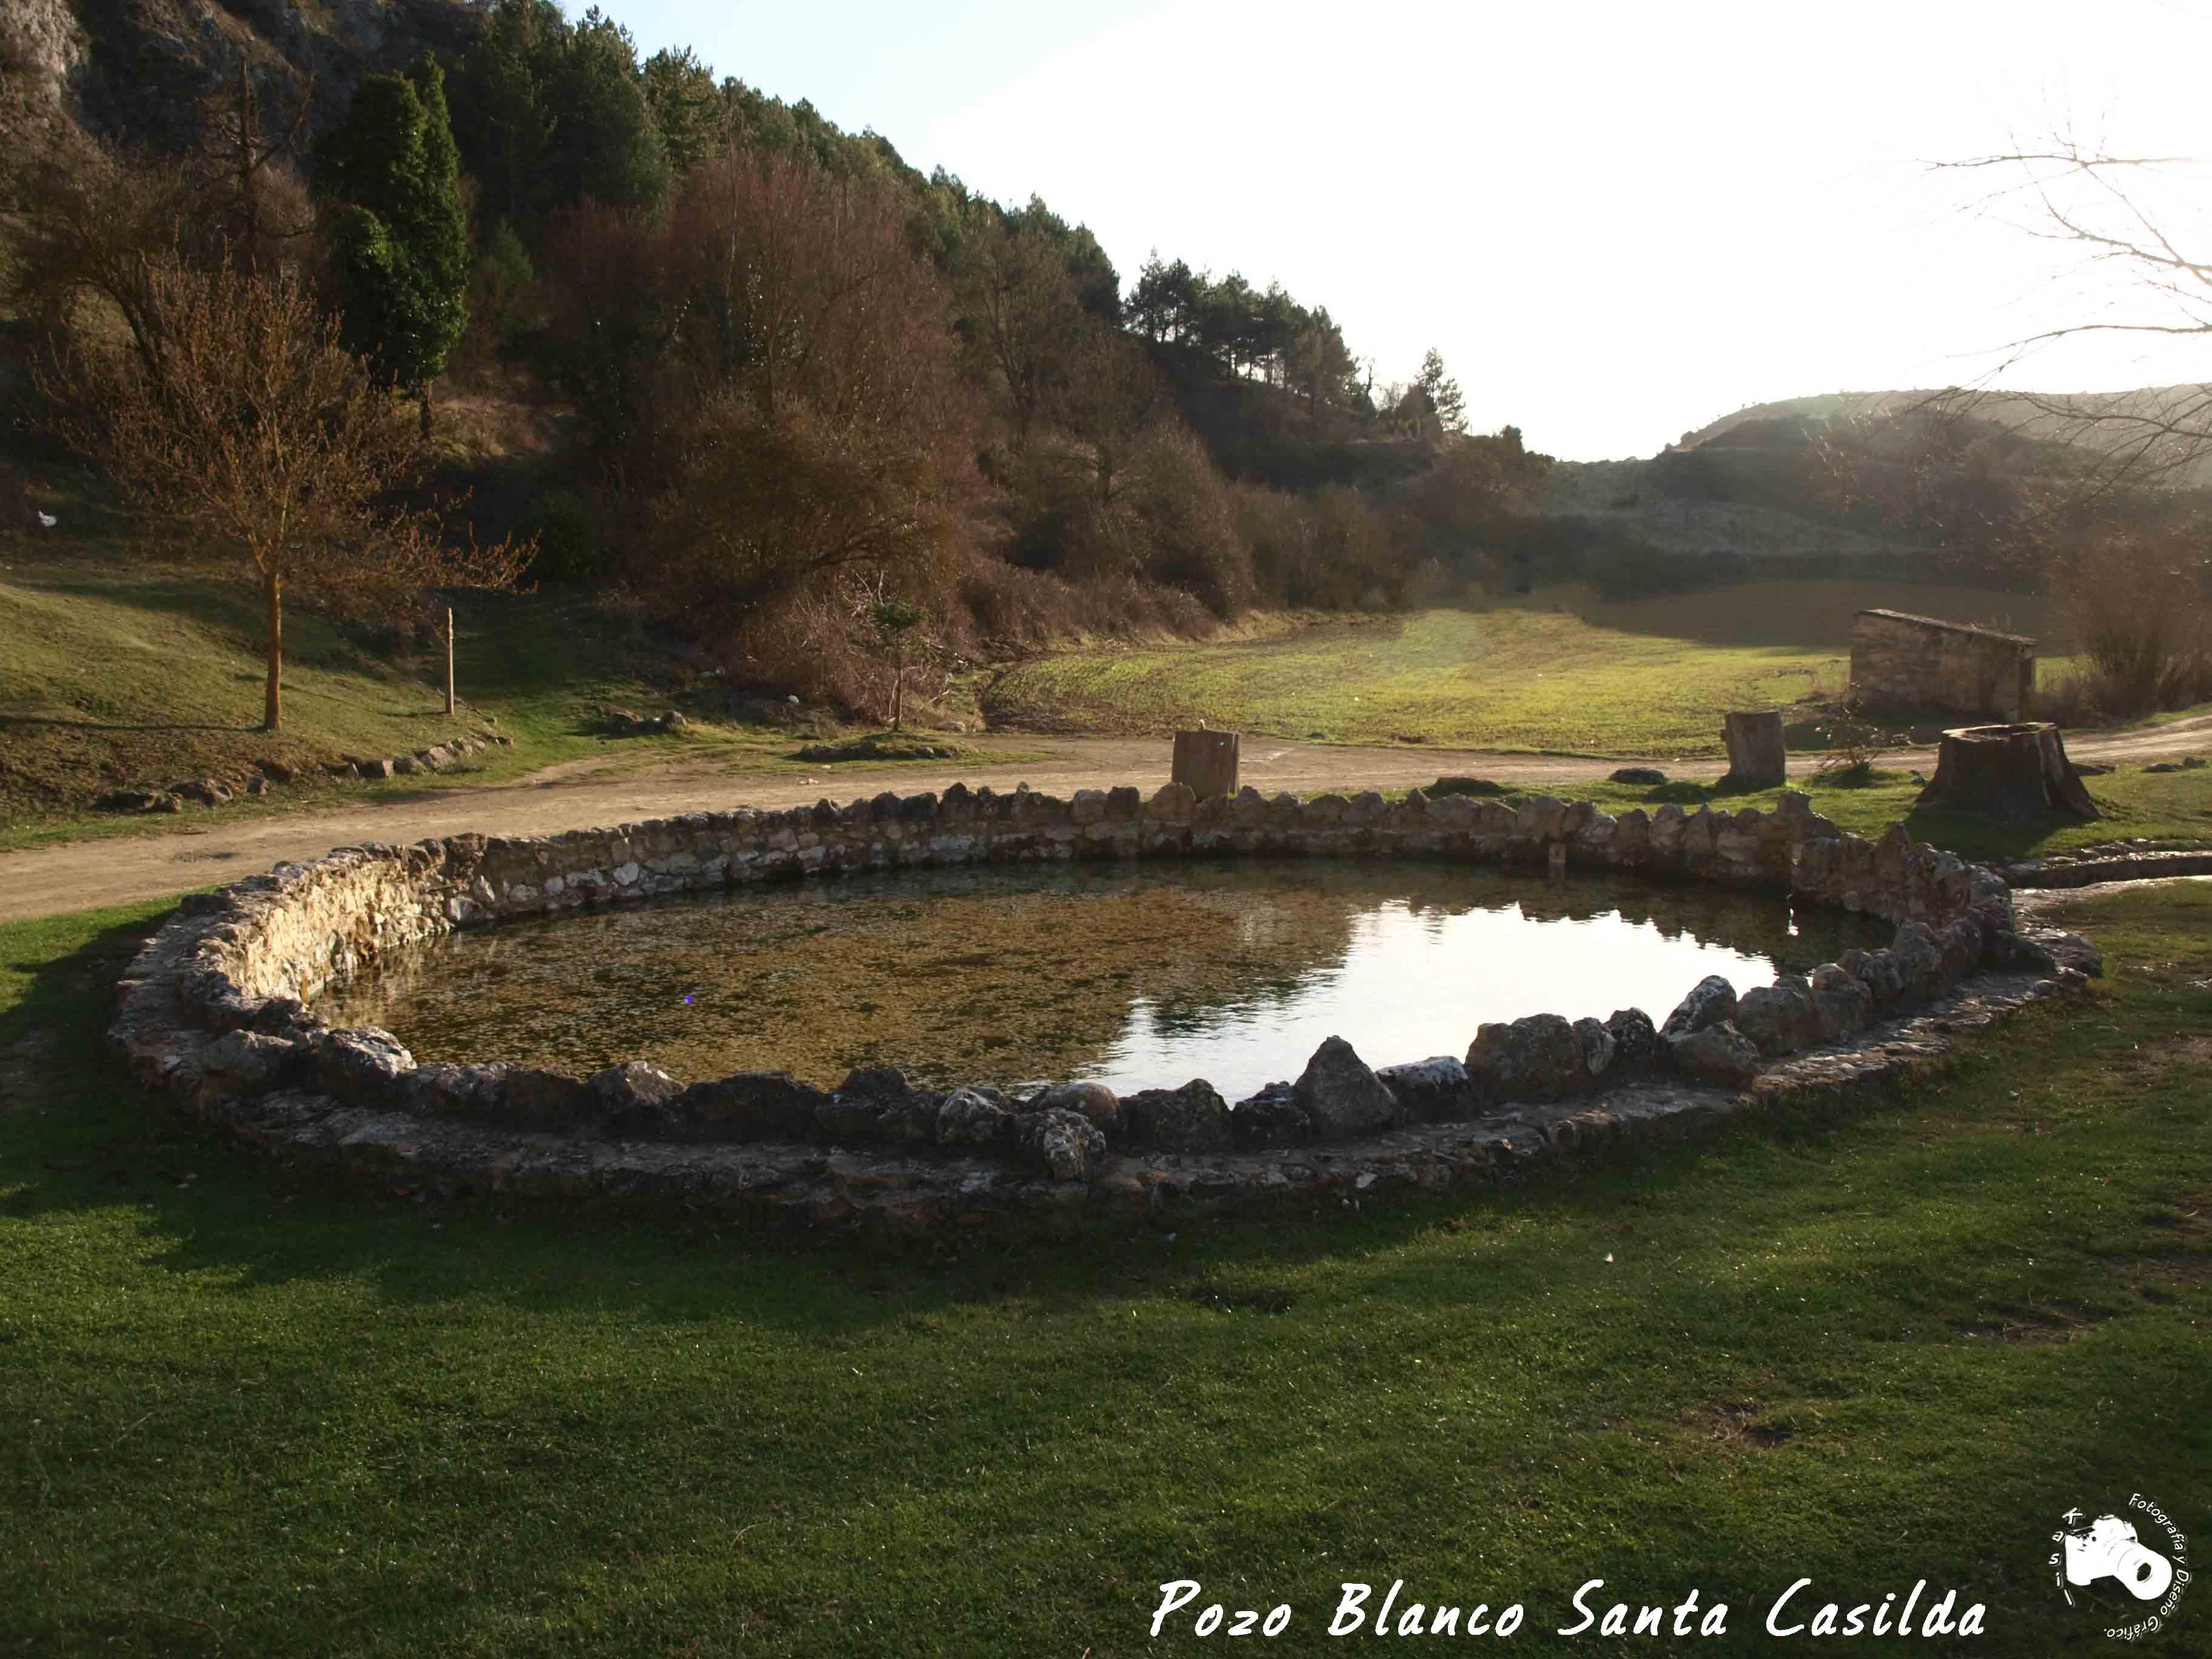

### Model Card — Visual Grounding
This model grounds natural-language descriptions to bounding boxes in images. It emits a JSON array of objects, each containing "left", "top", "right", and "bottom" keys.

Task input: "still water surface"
[{"left": 311, "top": 860, "right": 1885, "bottom": 1102}]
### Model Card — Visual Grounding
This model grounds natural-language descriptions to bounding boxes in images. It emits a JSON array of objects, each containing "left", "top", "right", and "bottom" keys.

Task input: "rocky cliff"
[{"left": 1, "top": 0, "right": 483, "bottom": 158}]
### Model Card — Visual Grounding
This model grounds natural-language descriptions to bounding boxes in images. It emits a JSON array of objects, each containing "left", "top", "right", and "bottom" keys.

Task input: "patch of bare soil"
[
  {"left": 1693, "top": 1401, "right": 1797, "bottom": 1449},
  {"left": 1954, "top": 1304, "right": 2108, "bottom": 1344}
]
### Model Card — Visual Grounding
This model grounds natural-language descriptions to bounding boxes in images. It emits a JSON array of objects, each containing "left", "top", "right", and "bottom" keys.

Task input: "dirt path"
[{"left": 4, "top": 717, "right": 2207, "bottom": 925}]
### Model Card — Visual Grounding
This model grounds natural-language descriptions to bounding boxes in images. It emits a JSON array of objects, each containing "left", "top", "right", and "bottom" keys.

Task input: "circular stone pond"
[
  {"left": 308, "top": 860, "right": 1889, "bottom": 1104},
  {"left": 110, "top": 780, "right": 2096, "bottom": 1227}
]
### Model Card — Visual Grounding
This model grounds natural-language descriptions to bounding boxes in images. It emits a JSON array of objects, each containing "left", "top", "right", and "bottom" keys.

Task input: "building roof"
[{"left": 1853, "top": 609, "right": 2037, "bottom": 648}]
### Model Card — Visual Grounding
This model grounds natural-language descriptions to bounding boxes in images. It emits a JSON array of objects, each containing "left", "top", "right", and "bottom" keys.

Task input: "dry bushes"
[
  {"left": 1006, "top": 423, "right": 1253, "bottom": 618},
  {"left": 2045, "top": 523, "right": 2212, "bottom": 720},
  {"left": 606, "top": 142, "right": 984, "bottom": 710},
  {"left": 954, "top": 552, "right": 1214, "bottom": 652}
]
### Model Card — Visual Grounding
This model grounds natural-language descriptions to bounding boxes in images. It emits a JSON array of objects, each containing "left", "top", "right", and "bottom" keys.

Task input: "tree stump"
[
  {"left": 1171, "top": 729, "right": 1240, "bottom": 800},
  {"left": 1720, "top": 710, "right": 1787, "bottom": 788},
  {"left": 1917, "top": 722, "right": 2098, "bottom": 820}
]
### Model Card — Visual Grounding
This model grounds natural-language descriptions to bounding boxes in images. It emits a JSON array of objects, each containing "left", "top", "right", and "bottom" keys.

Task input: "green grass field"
[
  {"left": 3, "top": 885, "right": 2208, "bottom": 1655},
  {"left": 0, "top": 532, "right": 999, "bottom": 851},
  {"left": 984, "top": 583, "right": 2079, "bottom": 756}
]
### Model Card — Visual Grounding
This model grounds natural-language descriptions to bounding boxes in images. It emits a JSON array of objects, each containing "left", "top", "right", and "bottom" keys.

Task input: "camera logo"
[{"left": 2051, "top": 1496, "right": 2191, "bottom": 1641}]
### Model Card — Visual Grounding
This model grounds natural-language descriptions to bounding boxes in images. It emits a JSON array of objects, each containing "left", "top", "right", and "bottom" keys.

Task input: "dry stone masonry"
[
  {"left": 111, "top": 782, "right": 2103, "bottom": 1228},
  {"left": 1850, "top": 609, "right": 2036, "bottom": 721}
]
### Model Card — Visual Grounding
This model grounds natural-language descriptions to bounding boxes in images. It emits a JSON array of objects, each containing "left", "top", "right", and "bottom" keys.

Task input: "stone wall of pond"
[{"left": 110, "top": 783, "right": 2102, "bottom": 1226}]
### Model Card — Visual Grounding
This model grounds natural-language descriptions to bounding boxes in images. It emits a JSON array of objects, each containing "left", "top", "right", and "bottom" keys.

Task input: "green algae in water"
[{"left": 310, "top": 859, "right": 1888, "bottom": 1102}]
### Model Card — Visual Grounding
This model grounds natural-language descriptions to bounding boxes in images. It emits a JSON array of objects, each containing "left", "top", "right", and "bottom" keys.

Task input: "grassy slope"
[
  {"left": 1, "top": 887, "right": 2208, "bottom": 1655},
  {"left": 984, "top": 582, "right": 2074, "bottom": 756},
  {"left": 0, "top": 551, "right": 657, "bottom": 848},
  {"left": 0, "top": 534, "right": 994, "bottom": 851}
]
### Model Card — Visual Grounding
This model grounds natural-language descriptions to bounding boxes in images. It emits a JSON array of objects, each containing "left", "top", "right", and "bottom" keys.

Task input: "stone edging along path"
[
  {"left": 2002, "top": 846, "right": 2212, "bottom": 888},
  {"left": 110, "top": 781, "right": 2106, "bottom": 1228}
]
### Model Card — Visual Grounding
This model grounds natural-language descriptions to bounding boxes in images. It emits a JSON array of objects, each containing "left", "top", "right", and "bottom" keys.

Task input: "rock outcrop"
[{"left": 3, "top": 0, "right": 483, "bottom": 160}]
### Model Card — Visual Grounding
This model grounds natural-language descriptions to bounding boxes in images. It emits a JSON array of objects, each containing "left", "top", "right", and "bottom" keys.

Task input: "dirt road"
[{"left": 4, "top": 718, "right": 2207, "bottom": 925}]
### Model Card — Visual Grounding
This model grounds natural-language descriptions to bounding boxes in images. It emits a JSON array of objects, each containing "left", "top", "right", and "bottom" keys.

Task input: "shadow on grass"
[
  {"left": 1899, "top": 801, "right": 2110, "bottom": 864},
  {"left": 0, "top": 714, "right": 255, "bottom": 734}
]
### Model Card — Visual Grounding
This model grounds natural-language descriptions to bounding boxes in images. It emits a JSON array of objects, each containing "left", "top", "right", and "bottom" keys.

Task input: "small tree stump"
[
  {"left": 1917, "top": 722, "right": 2099, "bottom": 820},
  {"left": 1720, "top": 710, "right": 1787, "bottom": 788},
  {"left": 1171, "top": 729, "right": 1240, "bottom": 800}
]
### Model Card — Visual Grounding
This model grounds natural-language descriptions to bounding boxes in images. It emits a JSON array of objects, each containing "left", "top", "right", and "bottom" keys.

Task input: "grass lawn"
[
  {"left": 984, "top": 583, "right": 2087, "bottom": 756},
  {"left": 2, "top": 880, "right": 2208, "bottom": 1655}
]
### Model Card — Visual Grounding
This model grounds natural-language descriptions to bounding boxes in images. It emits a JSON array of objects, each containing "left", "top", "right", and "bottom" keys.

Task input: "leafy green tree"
[
  {"left": 450, "top": 0, "right": 565, "bottom": 229},
  {"left": 854, "top": 596, "right": 930, "bottom": 729},
  {"left": 641, "top": 46, "right": 726, "bottom": 176},
  {"left": 1285, "top": 306, "right": 1358, "bottom": 425},
  {"left": 321, "top": 54, "right": 470, "bottom": 434},
  {"left": 463, "top": 218, "right": 537, "bottom": 361},
  {"left": 1000, "top": 196, "right": 1119, "bottom": 323},
  {"left": 1414, "top": 347, "right": 1467, "bottom": 435},
  {"left": 1197, "top": 271, "right": 1256, "bottom": 375},
  {"left": 1128, "top": 254, "right": 1200, "bottom": 342},
  {"left": 551, "top": 9, "right": 668, "bottom": 210},
  {"left": 451, "top": 1, "right": 666, "bottom": 232}
]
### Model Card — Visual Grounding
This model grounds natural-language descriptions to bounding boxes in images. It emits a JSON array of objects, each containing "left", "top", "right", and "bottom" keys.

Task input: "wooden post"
[
  {"left": 443, "top": 605, "right": 455, "bottom": 718},
  {"left": 1720, "top": 709, "right": 1786, "bottom": 789},
  {"left": 1171, "top": 729, "right": 1240, "bottom": 800},
  {"left": 1917, "top": 722, "right": 2099, "bottom": 820}
]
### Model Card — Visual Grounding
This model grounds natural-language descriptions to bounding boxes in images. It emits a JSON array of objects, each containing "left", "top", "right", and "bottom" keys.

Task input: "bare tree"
[
  {"left": 1051, "top": 329, "right": 1167, "bottom": 506},
  {"left": 2, "top": 90, "right": 315, "bottom": 386},
  {"left": 955, "top": 218, "right": 1087, "bottom": 446},
  {"left": 1901, "top": 139, "right": 2212, "bottom": 714},
  {"left": 2, "top": 131, "right": 198, "bottom": 389},
  {"left": 38, "top": 252, "right": 529, "bottom": 730},
  {"left": 193, "top": 65, "right": 318, "bottom": 275},
  {"left": 1934, "top": 139, "right": 2212, "bottom": 493}
]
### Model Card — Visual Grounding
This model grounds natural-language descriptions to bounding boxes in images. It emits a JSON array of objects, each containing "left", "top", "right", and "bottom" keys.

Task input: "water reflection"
[{"left": 311, "top": 860, "right": 1885, "bottom": 1102}]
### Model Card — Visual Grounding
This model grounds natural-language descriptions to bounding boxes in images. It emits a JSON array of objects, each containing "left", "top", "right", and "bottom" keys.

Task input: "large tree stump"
[
  {"left": 1720, "top": 710, "right": 1787, "bottom": 788},
  {"left": 1171, "top": 729, "right": 1240, "bottom": 800},
  {"left": 1917, "top": 722, "right": 2099, "bottom": 820}
]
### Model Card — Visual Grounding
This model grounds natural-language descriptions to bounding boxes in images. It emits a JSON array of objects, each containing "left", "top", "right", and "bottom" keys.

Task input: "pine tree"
[
  {"left": 1414, "top": 347, "right": 1466, "bottom": 436},
  {"left": 552, "top": 10, "right": 669, "bottom": 210},
  {"left": 321, "top": 53, "right": 470, "bottom": 435}
]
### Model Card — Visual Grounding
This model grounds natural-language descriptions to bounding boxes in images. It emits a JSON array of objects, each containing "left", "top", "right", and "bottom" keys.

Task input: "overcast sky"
[{"left": 602, "top": 0, "right": 2212, "bottom": 460}]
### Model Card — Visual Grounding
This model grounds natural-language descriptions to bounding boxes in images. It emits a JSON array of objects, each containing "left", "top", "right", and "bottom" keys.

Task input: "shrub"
[
  {"left": 517, "top": 488, "right": 608, "bottom": 585},
  {"left": 2052, "top": 524, "right": 2212, "bottom": 717},
  {"left": 1126, "top": 425, "right": 1252, "bottom": 617}
]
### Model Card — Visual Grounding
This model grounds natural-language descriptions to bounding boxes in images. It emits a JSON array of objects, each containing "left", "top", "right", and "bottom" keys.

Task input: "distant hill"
[
  {"left": 1674, "top": 384, "right": 2212, "bottom": 485},
  {"left": 1523, "top": 381, "right": 2212, "bottom": 594}
]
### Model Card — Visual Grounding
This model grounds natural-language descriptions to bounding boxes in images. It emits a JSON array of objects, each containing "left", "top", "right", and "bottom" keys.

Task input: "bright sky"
[{"left": 604, "top": 0, "right": 2212, "bottom": 460}]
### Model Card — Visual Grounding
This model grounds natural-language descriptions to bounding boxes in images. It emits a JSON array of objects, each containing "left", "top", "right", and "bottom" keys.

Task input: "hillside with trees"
[
  {"left": 2, "top": 0, "right": 2204, "bottom": 745},
  {"left": 1, "top": 0, "right": 1560, "bottom": 726}
]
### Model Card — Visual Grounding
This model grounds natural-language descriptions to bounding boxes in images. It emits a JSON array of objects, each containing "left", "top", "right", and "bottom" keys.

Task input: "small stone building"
[{"left": 1849, "top": 609, "right": 2036, "bottom": 721}]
